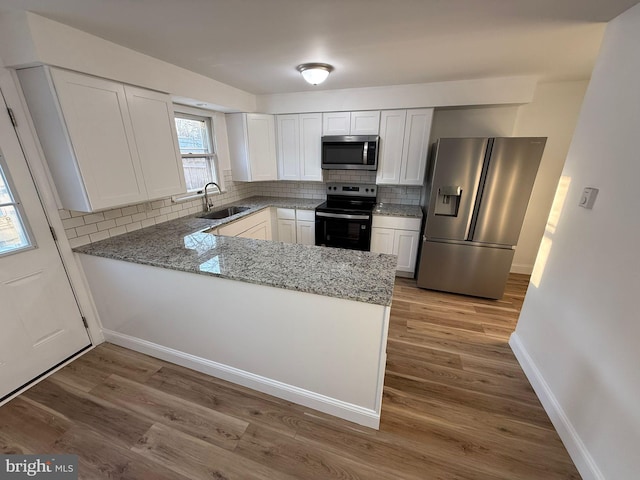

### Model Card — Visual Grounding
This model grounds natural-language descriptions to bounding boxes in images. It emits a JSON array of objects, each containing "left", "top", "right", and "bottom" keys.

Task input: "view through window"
[
  {"left": 0, "top": 154, "right": 32, "bottom": 255},
  {"left": 174, "top": 114, "right": 218, "bottom": 192}
]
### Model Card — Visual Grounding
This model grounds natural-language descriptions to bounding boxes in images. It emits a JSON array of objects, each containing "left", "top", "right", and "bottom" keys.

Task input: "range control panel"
[{"left": 325, "top": 183, "right": 377, "bottom": 197}]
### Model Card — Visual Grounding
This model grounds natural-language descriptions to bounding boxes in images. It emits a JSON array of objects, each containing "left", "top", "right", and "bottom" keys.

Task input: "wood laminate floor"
[{"left": 0, "top": 274, "right": 581, "bottom": 479}]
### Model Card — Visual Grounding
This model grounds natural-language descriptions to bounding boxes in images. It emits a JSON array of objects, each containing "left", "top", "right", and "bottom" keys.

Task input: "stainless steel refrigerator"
[{"left": 416, "top": 137, "right": 546, "bottom": 299}]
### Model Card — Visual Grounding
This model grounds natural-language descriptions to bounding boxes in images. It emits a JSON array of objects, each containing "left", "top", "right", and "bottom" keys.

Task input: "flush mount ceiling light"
[{"left": 296, "top": 63, "right": 334, "bottom": 85}]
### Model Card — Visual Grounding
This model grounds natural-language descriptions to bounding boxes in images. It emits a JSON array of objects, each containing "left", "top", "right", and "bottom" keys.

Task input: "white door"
[{"left": 0, "top": 89, "right": 91, "bottom": 400}]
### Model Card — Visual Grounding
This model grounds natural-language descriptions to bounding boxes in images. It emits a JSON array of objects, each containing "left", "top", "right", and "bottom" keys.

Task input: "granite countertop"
[
  {"left": 74, "top": 197, "right": 397, "bottom": 306},
  {"left": 373, "top": 203, "right": 423, "bottom": 218}
]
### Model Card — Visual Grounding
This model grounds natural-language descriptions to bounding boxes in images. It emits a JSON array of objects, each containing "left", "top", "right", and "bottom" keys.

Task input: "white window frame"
[{"left": 173, "top": 106, "right": 225, "bottom": 194}]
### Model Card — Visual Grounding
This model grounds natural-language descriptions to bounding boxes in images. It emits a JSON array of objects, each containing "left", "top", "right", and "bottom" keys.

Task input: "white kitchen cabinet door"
[
  {"left": 322, "top": 112, "right": 351, "bottom": 135},
  {"left": 399, "top": 108, "right": 434, "bottom": 185},
  {"left": 277, "top": 219, "right": 297, "bottom": 243},
  {"left": 21, "top": 67, "right": 147, "bottom": 211},
  {"left": 227, "top": 113, "right": 277, "bottom": 182},
  {"left": 370, "top": 227, "right": 395, "bottom": 255},
  {"left": 299, "top": 113, "right": 322, "bottom": 181},
  {"left": 350, "top": 111, "right": 380, "bottom": 135},
  {"left": 276, "top": 114, "right": 300, "bottom": 181},
  {"left": 296, "top": 221, "right": 315, "bottom": 245},
  {"left": 242, "top": 221, "right": 270, "bottom": 240},
  {"left": 125, "top": 86, "right": 186, "bottom": 200},
  {"left": 376, "top": 110, "right": 407, "bottom": 185},
  {"left": 393, "top": 229, "right": 420, "bottom": 274}
]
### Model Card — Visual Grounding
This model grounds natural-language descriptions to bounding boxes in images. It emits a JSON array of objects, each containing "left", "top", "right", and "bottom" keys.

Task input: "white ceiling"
[{"left": 0, "top": 0, "right": 638, "bottom": 95}]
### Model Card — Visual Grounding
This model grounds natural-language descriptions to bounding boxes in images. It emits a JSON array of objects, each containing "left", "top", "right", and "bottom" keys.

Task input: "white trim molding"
[
  {"left": 103, "top": 329, "right": 381, "bottom": 429},
  {"left": 509, "top": 332, "right": 605, "bottom": 480}
]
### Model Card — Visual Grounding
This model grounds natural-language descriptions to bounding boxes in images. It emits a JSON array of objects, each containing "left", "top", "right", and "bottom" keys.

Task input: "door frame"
[{"left": 0, "top": 68, "right": 104, "bottom": 348}]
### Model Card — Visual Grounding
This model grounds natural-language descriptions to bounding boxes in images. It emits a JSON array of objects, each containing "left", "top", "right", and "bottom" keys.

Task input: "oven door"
[{"left": 315, "top": 211, "right": 372, "bottom": 251}]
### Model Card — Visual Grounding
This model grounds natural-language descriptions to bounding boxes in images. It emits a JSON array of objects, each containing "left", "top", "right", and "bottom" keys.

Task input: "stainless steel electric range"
[{"left": 315, "top": 183, "right": 378, "bottom": 251}]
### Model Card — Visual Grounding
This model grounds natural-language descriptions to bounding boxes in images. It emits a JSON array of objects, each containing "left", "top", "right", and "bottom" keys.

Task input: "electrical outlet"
[{"left": 579, "top": 187, "right": 598, "bottom": 209}]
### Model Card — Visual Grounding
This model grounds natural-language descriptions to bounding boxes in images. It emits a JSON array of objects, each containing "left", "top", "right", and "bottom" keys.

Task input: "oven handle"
[{"left": 316, "top": 212, "right": 371, "bottom": 220}]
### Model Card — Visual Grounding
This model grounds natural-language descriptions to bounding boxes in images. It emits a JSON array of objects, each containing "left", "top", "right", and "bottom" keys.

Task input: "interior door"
[{"left": 0, "top": 88, "right": 91, "bottom": 401}]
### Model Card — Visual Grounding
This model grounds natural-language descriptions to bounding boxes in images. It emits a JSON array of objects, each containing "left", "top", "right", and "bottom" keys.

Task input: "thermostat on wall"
[{"left": 579, "top": 187, "right": 599, "bottom": 209}]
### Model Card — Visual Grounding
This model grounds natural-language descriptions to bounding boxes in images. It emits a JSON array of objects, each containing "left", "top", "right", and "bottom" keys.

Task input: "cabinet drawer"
[
  {"left": 296, "top": 209, "right": 315, "bottom": 222},
  {"left": 372, "top": 215, "right": 421, "bottom": 231},
  {"left": 276, "top": 208, "right": 296, "bottom": 220}
]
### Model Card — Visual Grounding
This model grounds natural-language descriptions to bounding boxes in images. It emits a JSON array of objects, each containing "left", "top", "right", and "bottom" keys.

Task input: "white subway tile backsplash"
[
  {"left": 89, "top": 230, "right": 110, "bottom": 243},
  {"left": 82, "top": 212, "right": 105, "bottom": 224},
  {"left": 108, "top": 225, "right": 127, "bottom": 237},
  {"left": 121, "top": 205, "right": 138, "bottom": 216},
  {"left": 97, "top": 219, "right": 116, "bottom": 231},
  {"left": 62, "top": 217, "right": 84, "bottom": 229},
  {"left": 103, "top": 208, "right": 123, "bottom": 220},
  {"left": 131, "top": 212, "right": 147, "bottom": 223},
  {"left": 141, "top": 218, "right": 156, "bottom": 228},
  {"left": 69, "top": 235, "right": 90, "bottom": 248},
  {"left": 125, "top": 222, "right": 142, "bottom": 232},
  {"left": 115, "top": 216, "right": 133, "bottom": 227},
  {"left": 76, "top": 223, "right": 98, "bottom": 236},
  {"left": 60, "top": 168, "right": 422, "bottom": 246}
]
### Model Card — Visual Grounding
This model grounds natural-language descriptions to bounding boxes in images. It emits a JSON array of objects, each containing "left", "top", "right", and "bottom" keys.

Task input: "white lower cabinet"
[
  {"left": 296, "top": 209, "right": 316, "bottom": 245},
  {"left": 276, "top": 208, "right": 297, "bottom": 243},
  {"left": 275, "top": 208, "right": 315, "bottom": 245},
  {"left": 217, "top": 208, "right": 272, "bottom": 240},
  {"left": 371, "top": 215, "right": 422, "bottom": 277}
]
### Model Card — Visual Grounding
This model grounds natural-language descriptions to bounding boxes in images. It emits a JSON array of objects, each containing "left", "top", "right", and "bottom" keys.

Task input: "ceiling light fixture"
[{"left": 296, "top": 63, "right": 334, "bottom": 85}]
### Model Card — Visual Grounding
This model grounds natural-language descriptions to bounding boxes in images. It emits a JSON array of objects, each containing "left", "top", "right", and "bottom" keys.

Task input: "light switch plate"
[{"left": 579, "top": 187, "right": 598, "bottom": 209}]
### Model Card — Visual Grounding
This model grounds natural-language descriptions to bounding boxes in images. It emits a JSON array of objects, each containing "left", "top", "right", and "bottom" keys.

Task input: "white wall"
[
  {"left": 257, "top": 76, "right": 537, "bottom": 113},
  {"left": 429, "top": 105, "right": 520, "bottom": 139},
  {"left": 0, "top": 12, "right": 256, "bottom": 113},
  {"left": 511, "top": 4, "right": 640, "bottom": 480},
  {"left": 511, "top": 81, "right": 588, "bottom": 273},
  {"left": 427, "top": 84, "right": 587, "bottom": 274}
]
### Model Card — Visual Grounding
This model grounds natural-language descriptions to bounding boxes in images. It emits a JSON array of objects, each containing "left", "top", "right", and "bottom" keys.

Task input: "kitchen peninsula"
[{"left": 75, "top": 197, "right": 397, "bottom": 428}]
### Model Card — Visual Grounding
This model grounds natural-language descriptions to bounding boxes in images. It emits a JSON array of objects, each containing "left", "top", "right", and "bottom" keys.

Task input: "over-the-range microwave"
[{"left": 321, "top": 135, "right": 379, "bottom": 171}]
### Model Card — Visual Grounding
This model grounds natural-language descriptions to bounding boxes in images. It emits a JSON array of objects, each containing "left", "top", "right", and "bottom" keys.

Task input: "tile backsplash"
[{"left": 61, "top": 169, "right": 422, "bottom": 247}]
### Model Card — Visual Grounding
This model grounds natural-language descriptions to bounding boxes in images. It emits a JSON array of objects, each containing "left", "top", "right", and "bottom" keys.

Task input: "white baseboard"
[
  {"left": 510, "top": 263, "right": 534, "bottom": 275},
  {"left": 103, "top": 329, "right": 380, "bottom": 429},
  {"left": 509, "top": 332, "right": 604, "bottom": 480}
]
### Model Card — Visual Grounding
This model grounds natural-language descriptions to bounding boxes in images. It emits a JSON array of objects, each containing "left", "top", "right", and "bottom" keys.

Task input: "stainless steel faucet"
[{"left": 203, "top": 182, "right": 221, "bottom": 212}]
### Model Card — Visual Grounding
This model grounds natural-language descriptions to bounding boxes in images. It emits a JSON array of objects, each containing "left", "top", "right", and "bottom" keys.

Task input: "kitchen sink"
[{"left": 197, "top": 206, "right": 251, "bottom": 220}]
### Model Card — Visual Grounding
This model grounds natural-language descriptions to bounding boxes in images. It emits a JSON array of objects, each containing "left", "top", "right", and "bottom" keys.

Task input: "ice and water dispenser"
[{"left": 434, "top": 186, "right": 462, "bottom": 216}]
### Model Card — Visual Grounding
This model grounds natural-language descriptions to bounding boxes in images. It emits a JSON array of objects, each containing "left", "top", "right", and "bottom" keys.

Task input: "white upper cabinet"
[
  {"left": 227, "top": 113, "right": 278, "bottom": 182},
  {"left": 376, "top": 110, "right": 407, "bottom": 184},
  {"left": 276, "top": 115, "right": 300, "bottom": 181},
  {"left": 322, "top": 112, "right": 351, "bottom": 135},
  {"left": 322, "top": 111, "right": 380, "bottom": 135},
  {"left": 376, "top": 108, "right": 434, "bottom": 186},
  {"left": 350, "top": 111, "right": 381, "bottom": 135},
  {"left": 276, "top": 113, "right": 322, "bottom": 182},
  {"left": 299, "top": 114, "right": 322, "bottom": 181},
  {"left": 18, "top": 66, "right": 186, "bottom": 212},
  {"left": 124, "top": 86, "right": 186, "bottom": 199}
]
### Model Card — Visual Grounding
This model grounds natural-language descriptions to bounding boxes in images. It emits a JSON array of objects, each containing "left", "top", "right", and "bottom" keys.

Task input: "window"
[
  {"left": 174, "top": 114, "right": 219, "bottom": 192},
  {"left": 0, "top": 154, "right": 32, "bottom": 256}
]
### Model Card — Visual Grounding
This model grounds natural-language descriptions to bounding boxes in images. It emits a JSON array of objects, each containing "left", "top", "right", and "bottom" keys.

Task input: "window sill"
[{"left": 171, "top": 189, "right": 224, "bottom": 204}]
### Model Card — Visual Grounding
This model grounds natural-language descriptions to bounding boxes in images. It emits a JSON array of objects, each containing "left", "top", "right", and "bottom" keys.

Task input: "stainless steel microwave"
[{"left": 321, "top": 135, "right": 379, "bottom": 170}]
